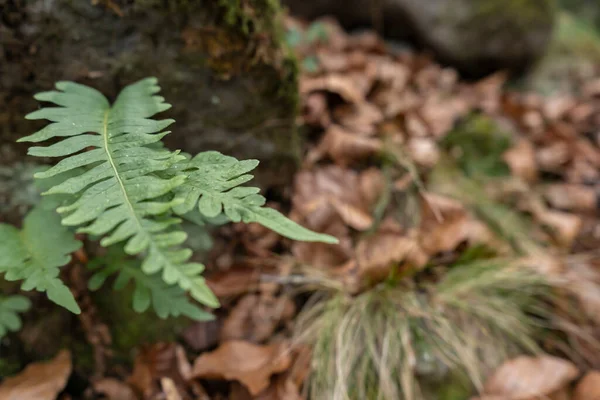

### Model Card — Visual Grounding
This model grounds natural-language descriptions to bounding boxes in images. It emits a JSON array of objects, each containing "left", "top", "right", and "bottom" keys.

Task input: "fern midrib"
[
  {"left": 102, "top": 110, "right": 144, "bottom": 235},
  {"left": 101, "top": 110, "right": 189, "bottom": 282}
]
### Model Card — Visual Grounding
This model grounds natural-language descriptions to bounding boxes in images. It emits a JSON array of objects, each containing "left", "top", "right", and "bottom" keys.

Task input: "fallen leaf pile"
[{"left": 3, "top": 16, "right": 600, "bottom": 400}]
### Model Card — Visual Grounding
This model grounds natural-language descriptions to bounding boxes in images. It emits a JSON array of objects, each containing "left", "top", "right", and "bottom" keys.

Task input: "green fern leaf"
[
  {"left": 88, "top": 249, "right": 213, "bottom": 320},
  {"left": 0, "top": 207, "right": 81, "bottom": 313},
  {"left": 173, "top": 151, "right": 338, "bottom": 244},
  {"left": 0, "top": 295, "right": 31, "bottom": 339},
  {"left": 20, "top": 78, "right": 218, "bottom": 308}
]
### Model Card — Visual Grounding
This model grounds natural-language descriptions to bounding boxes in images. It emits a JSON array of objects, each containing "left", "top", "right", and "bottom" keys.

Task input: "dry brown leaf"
[
  {"left": 408, "top": 137, "right": 440, "bottom": 168},
  {"left": 128, "top": 343, "right": 191, "bottom": 399},
  {"left": 191, "top": 340, "right": 292, "bottom": 395},
  {"left": 542, "top": 184, "right": 597, "bottom": 212},
  {"left": 180, "top": 319, "right": 221, "bottom": 352},
  {"left": 299, "top": 74, "right": 364, "bottom": 104},
  {"left": 483, "top": 355, "right": 578, "bottom": 400},
  {"left": 583, "top": 78, "right": 600, "bottom": 97},
  {"left": 0, "top": 349, "right": 72, "bottom": 400},
  {"left": 302, "top": 92, "right": 331, "bottom": 128},
  {"left": 573, "top": 371, "right": 600, "bottom": 400},
  {"left": 470, "top": 72, "right": 506, "bottom": 114},
  {"left": 419, "top": 193, "right": 496, "bottom": 255},
  {"left": 205, "top": 267, "right": 261, "bottom": 298},
  {"left": 405, "top": 112, "right": 430, "bottom": 137},
  {"left": 329, "top": 196, "right": 374, "bottom": 230},
  {"left": 420, "top": 96, "right": 466, "bottom": 138},
  {"left": 503, "top": 139, "right": 538, "bottom": 183},
  {"left": 161, "top": 377, "right": 183, "bottom": 400},
  {"left": 355, "top": 230, "right": 428, "bottom": 285},
  {"left": 543, "top": 96, "right": 576, "bottom": 120},
  {"left": 292, "top": 166, "right": 379, "bottom": 232},
  {"left": 334, "top": 102, "right": 384, "bottom": 136},
  {"left": 373, "top": 58, "right": 410, "bottom": 91},
  {"left": 372, "top": 88, "right": 420, "bottom": 118},
  {"left": 565, "top": 263, "right": 600, "bottom": 325},
  {"left": 318, "top": 124, "right": 382, "bottom": 165},
  {"left": 536, "top": 142, "right": 571, "bottom": 171},
  {"left": 254, "top": 376, "right": 303, "bottom": 400},
  {"left": 537, "top": 209, "right": 582, "bottom": 247},
  {"left": 221, "top": 294, "right": 295, "bottom": 343},
  {"left": 93, "top": 378, "right": 138, "bottom": 400}
]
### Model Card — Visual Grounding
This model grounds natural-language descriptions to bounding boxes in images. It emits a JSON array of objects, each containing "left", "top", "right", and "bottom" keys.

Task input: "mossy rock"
[
  {"left": 0, "top": 0, "right": 299, "bottom": 186},
  {"left": 523, "top": 11, "right": 600, "bottom": 94},
  {"left": 283, "top": 0, "right": 556, "bottom": 77}
]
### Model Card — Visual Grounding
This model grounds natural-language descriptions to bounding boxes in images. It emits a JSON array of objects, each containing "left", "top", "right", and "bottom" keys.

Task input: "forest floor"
[{"left": 2, "top": 16, "right": 600, "bottom": 400}]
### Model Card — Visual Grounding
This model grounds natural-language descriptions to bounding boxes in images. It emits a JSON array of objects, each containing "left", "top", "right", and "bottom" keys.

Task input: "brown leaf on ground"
[
  {"left": 536, "top": 142, "right": 571, "bottom": 172},
  {"left": 420, "top": 96, "right": 467, "bottom": 138},
  {"left": 407, "top": 137, "right": 440, "bottom": 168},
  {"left": 302, "top": 92, "right": 331, "bottom": 128},
  {"left": 405, "top": 112, "right": 430, "bottom": 137},
  {"left": 292, "top": 166, "right": 381, "bottom": 231},
  {"left": 542, "top": 184, "right": 597, "bottom": 212},
  {"left": 221, "top": 294, "right": 296, "bottom": 343},
  {"left": 543, "top": 96, "right": 576, "bottom": 120},
  {"left": 0, "top": 349, "right": 72, "bottom": 400},
  {"left": 317, "top": 124, "right": 382, "bottom": 165},
  {"left": 206, "top": 266, "right": 261, "bottom": 298},
  {"left": 180, "top": 319, "right": 221, "bottom": 352},
  {"left": 354, "top": 229, "right": 428, "bottom": 286},
  {"left": 419, "top": 193, "right": 496, "bottom": 256},
  {"left": 94, "top": 378, "right": 138, "bottom": 400},
  {"left": 292, "top": 237, "right": 353, "bottom": 268},
  {"left": 565, "top": 263, "right": 600, "bottom": 326},
  {"left": 536, "top": 209, "right": 582, "bottom": 248},
  {"left": 191, "top": 340, "right": 292, "bottom": 396},
  {"left": 573, "top": 371, "right": 600, "bottom": 400},
  {"left": 128, "top": 343, "right": 192, "bottom": 400},
  {"left": 482, "top": 355, "right": 578, "bottom": 400},
  {"left": 299, "top": 74, "right": 364, "bottom": 104},
  {"left": 503, "top": 139, "right": 538, "bottom": 183},
  {"left": 372, "top": 87, "right": 420, "bottom": 118},
  {"left": 161, "top": 377, "right": 183, "bottom": 400},
  {"left": 373, "top": 58, "right": 410, "bottom": 92},
  {"left": 333, "top": 102, "right": 384, "bottom": 136}
]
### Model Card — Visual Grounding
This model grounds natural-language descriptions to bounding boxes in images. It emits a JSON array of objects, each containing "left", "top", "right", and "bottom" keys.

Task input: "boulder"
[
  {"left": 282, "top": 0, "right": 556, "bottom": 77},
  {"left": 0, "top": 0, "right": 299, "bottom": 185}
]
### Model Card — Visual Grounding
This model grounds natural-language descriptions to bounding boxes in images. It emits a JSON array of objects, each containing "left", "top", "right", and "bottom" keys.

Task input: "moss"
[
  {"left": 475, "top": 0, "right": 557, "bottom": 22},
  {"left": 441, "top": 114, "right": 511, "bottom": 179},
  {"left": 91, "top": 283, "right": 189, "bottom": 364}
]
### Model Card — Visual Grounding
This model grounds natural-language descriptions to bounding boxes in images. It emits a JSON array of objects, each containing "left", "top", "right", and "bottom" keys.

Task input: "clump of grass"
[{"left": 294, "top": 258, "right": 557, "bottom": 400}]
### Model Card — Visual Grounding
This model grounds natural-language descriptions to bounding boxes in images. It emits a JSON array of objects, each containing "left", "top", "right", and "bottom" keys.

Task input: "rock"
[
  {"left": 283, "top": 0, "right": 556, "bottom": 77},
  {"left": 0, "top": 0, "right": 299, "bottom": 186}
]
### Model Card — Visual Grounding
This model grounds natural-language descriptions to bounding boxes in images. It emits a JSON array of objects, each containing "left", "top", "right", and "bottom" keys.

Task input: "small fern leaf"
[
  {"left": 0, "top": 207, "right": 81, "bottom": 313},
  {"left": 0, "top": 295, "right": 31, "bottom": 339},
  {"left": 88, "top": 249, "right": 213, "bottom": 320},
  {"left": 21, "top": 78, "right": 218, "bottom": 308},
  {"left": 174, "top": 151, "right": 338, "bottom": 244}
]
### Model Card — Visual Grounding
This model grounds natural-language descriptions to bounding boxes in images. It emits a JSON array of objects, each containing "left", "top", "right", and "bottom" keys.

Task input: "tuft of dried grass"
[{"left": 294, "top": 258, "right": 558, "bottom": 400}]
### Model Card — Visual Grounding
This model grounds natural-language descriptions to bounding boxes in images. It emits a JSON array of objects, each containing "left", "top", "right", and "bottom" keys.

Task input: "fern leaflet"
[
  {"left": 0, "top": 207, "right": 81, "bottom": 313},
  {"left": 173, "top": 151, "right": 338, "bottom": 243},
  {"left": 88, "top": 248, "right": 213, "bottom": 320},
  {"left": 0, "top": 295, "right": 31, "bottom": 339}
]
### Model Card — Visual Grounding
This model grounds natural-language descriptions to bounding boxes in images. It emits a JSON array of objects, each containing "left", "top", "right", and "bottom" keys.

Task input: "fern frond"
[
  {"left": 0, "top": 207, "right": 81, "bottom": 313},
  {"left": 20, "top": 78, "right": 218, "bottom": 307},
  {"left": 88, "top": 249, "right": 213, "bottom": 320},
  {"left": 173, "top": 151, "right": 338, "bottom": 243},
  {"left": 0, "top": 295, "right": 31, "bottom": 339}
]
